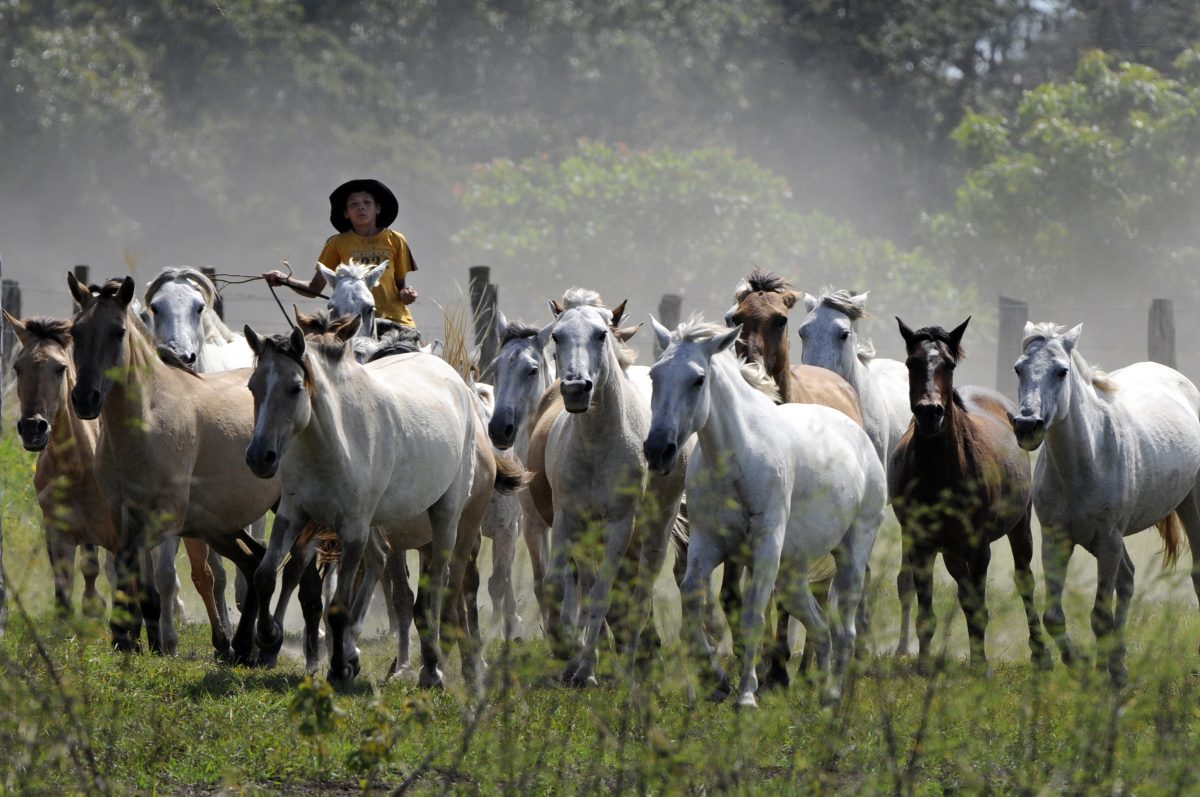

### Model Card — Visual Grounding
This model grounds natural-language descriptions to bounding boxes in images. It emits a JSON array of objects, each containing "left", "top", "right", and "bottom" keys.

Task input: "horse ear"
[
  {"left": 613, "top": 323, "right": 641, "bottom": 343},
  {"left": 723, "top": 303, "right": 737, "bottom": 327},
  {"left": 117, "top": 276, "right": 136, "bottom": 307},
  {"left": 949, "top": 316, "right": 971, "bottom": 352},
  {"left": 494, "top": 309, "right": 508, "bottom": 341},
  {"left": 782, "top": 289, "right": 804, "bottom": 310},
  {"left": 244, "top": 324, "right": 263, "bottom": 355},
  {"left": 1022, "top": 321, "right": 1037, "bottom": 338},
  {"left": 733, "top": 278, "right": 751, "bottom": 303},
  {"left": 803, "top": 294, "right": 819, "bottom": 314},
  {"left": 289, "top": 324, "right": 306, "bottom": 356},
  {"left": 1061, "top": 323, "right": 1083, "bottom": 352},
  {"left": 609, "top": 299, "right": 628, "bottom": 326},
  {"left": 2, "top": 308, "right": 30, "bottom": 346},
  {"left": 709, "top": 325, "right": 742, "bottom": 355},
  {"left": 67, "top": 271, "right": 93, "bottom": 309},
  {"left": 650, "top": 315, "right": 672, "bottom": 352},
  {"left": 365, "top": 261, "right": 388, "bottom": 289},
  {"left": 535, "top": 320, "right": 554, "bottom": 350},
  {"left": 850, "top": 290, "right": 870, "bottom": 307},
  {"left": 896, "top": 316, "right": 917, "bottom": 349},
  {"left": 334, "top": 314, "right": 362, "bottom": 341},
  {"left": 317, "top": 262, "right": 338, "bottom": 286},
  {"left": 549, "top": 299, "right": 564, "bottom": 318}
]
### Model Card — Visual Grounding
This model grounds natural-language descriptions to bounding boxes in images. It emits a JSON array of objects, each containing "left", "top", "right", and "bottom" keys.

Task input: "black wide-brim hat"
[{"left": 329, "top": 178, "right": 398, "bottom": 232}]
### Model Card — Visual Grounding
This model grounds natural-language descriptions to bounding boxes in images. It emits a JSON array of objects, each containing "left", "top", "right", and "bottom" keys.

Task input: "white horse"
[
  {"left": 538, "top": 289, "right": 688, "bottom": 686},
  {"left": 320, "top": 261, "right": 385, "bottom": 340},
  {"left": 797, "top": 288, "right": 915, "bottom": 651},
  {"left": 243, "top": 316, "right": 483, "bottom": 688},
  {"left": 645, "top": 318, "right": 886, "bottom": 707},
  {"left": 1013, "top": 322, "right": 1200, "bottom": 685},
  {"left": 143, "top": 266, "right": 263, "bottom": 649}
]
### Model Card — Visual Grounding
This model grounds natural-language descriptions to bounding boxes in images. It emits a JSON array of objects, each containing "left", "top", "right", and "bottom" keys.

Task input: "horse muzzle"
[
  {"left": 245, "top": 442, "right": 280, "bottom": 479},
  {"left": 560, "top": 379, "right": 593, "bottom": 413},
  {"left": 1012, "top": 416, "right": 1046, "bottom": 451},
  {"left": 70, "top": 383, "right": 105, "bottom": 421},
  {"left": 913, "top": 402, "right": 945, "bottom": 438},
  {"left": 16, "top": 415, "right": 51, "bottom": 451},
  {"left": 643, "top": 430, "right": 680, "bottom": 476},
  {"left": 487, "top": 410, "right": 518, "bottom": 450}
]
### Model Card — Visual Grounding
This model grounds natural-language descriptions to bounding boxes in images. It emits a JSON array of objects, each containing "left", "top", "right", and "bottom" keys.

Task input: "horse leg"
[
  {"left": 206, "top": 545, "right": 232, "bottom": 640},
  {"left": 1042, "top": 526, "right": 1081, "bottom": 667},
  {"left": 896, "top": 543, "right": 916, "bottom": 658},
  {"left": 944, "top": 551, "right": 988, "bottom": 672},
  {"left": 45, "top": 527, "right": 77, "bottom": 617},
  {"left": 1009, "top": 508, "right": 1051, "bottom": 669},
  {"left": 826, "top": 545, "right": 870, "bottom": 706},
  {"left": 110, "top": 506, "right": 147, "bottom": 653},
  {"left": 80, "top": 544, "right": 106, "bottom": 619},
  {"left": 236, "top": 516, "right": 268, "bottom": 612},
  {"left": 911, "top": 545, "right": 938, "bottom": 675},
  {"left": 733, "top": 527, "right": 784, "bottom": 709},
  {"left": 856, "top": 562, "right": 873, "bottom": 659},
  {"left": 327, "top": 525, "right": 368, "bottom": 685},
  {"left": 138, "top": 545, "right": 165, "bottom": 655},
  {"left": 760, "top": 600, "right": 792, "bottom": 691},
  {"left": 520, "top": 495, "right": 551, "bottom": 629},
  {"left": 1091, "top": 535, "right": 1127, "bottom": 685},
  {"left": 385, "top": 548, "right": 414, "bottom": 678},
  {"left": 297, "top": 554, "right": 324, "bottom": 675},
  {"left": 421, "top": 493, "right": 467, "bottom": 690},
  {"left": 151, "top": 537, "right": 181, "bottom": 655},
  {"left": 780, "top": 574, "right": 830, "bottom": 697},
  {"left": 252, "top": 515, "right": 307, "bottom": 667},
  {"left": 183, "top": 538, "right": 233, "bottom": 661},
  {"left": 544, "top": 513, "right": 583, "bottom": 663},
  {"left": 207, "top": 530, "right": 266, "bottom": 666},
  {"left": 680, "top": 534, "right": 731, "bottom": 702},
  {"left": 720, "top": 562, "right": 744, "bottom": 662},
  {"left": 412, "top": 547, "right": 443, "bottom": 688},
  {"left": 1175, "top": 485, "right": 1200, "bottom": 620},
  {"left": 564, "top": 516, "right": 636, "bottom": 688},
  {"left": 796, "top": 576, "right": 831, "bottom": 677},
  {"left": 488, "top": 506, "right": 521, "bottom": 641}
]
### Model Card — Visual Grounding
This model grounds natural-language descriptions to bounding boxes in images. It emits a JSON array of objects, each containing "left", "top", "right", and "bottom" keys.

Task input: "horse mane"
[
  {"left": 500, "top": 319, "right": 541, "bottom": 345},
  {"left": 144, "top": 266, "right": 238, "bottom": 345},
  {"left": 744, "top": 267, "right": 789, "bottom": 295},
  {"left": 909, "top": 325, "right": 967, "bottom": 361},
  {"left": 290, "top": 308, "right": 355, "bottom": 367},
  {"left": 1021, "top": 322, "right": 1117, "bottom": 394},
  {"left": 330, "top": 261, "right": 376, "bottom": 281},
  {"left": 19, "top": 317, "right": 72, "bottom": 347},
  {"left": 560, "top": 287, "right": 609, "bottom": 314},
  {"left": 673, "top": 317, "right": 781, "bottom": 401},
  {"left": 816, "top": 287, "right": 876, "bottom": 364}
]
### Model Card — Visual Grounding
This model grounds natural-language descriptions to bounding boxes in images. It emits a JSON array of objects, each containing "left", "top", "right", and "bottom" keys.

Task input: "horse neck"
[
  {"left": 770, "top": 338, "right": 793, "bottom": 403},
  {"left": 909, "top": 392, "right": 975, "bottom": 483},
  {"left": 294, "top": 353, "right": 361, "bottom": 468},
  {"left": 1042, "top": 364, "right": 1110, "bottom": 475},
  {"left": 102, "top": 313, "right": 167, "bottom": 427},
  {"left": 571, "top": 341, "right": 631, "bottom": 436},
  {"left": 54, "top": 358, "right": 100, "bottom": 465},
  {"left": 695, "top": 354, "right": 771, "bottom": 458}
]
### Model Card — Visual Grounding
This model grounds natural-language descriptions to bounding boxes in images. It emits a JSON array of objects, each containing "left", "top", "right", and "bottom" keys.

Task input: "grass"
[{"left": 4, "top": 420, "right": 1200, "bottom": 794}]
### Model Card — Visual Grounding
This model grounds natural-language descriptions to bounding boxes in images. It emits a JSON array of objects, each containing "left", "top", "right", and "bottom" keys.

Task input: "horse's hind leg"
[
  {"left": 760, "top": 602, "right": 792, "bottom": 690},
  {"left": 151, "top": 537, "right": 181, "bottom": 654},
  {"left": 1009, "top": 508, "right": 1050, "bottom": 669},
  {"left": 412, "top": 547, "right": 444, "bottom": 689},
  {"left": 183, "top": 538, "right": 232, "bottom": 661},
  {"left": 209, "top": 530, "right": 266, "bottom": 666},
  {"left": 298, "top": 556, "right": 324, "bottom": 675},
  {"left": 206, "top": 545, "right": 232, "bottom": 639},
  {"left": 385, "top": 548, "right": 414, "bottom": 677},
  {"left": 896, "top": 549, "right": 916, "bottom": 657},
  {"left": 488, "top": 504, "right": 521, "bottom": 641},
  {"left": 45, "top": 527, "right": 77, "bottom": 617},
  {"left": 235, "top": 516, "right": 268, "bottom": 612},
  {"left": 138, "top": 546, "right": 165, "bottom": 655},
  {"left": 328, "top": 525, "right": 369, "bottom": 685},
  {"left": 1175, "top": 484, "right": 1200, "bottom": 615},
  {"left": 80, "top": 544, "right": 106, "bottom": 618}
]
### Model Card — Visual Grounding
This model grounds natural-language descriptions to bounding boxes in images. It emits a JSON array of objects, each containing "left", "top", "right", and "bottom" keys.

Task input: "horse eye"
[
  {"left": 54, "top": 364, "right": 67, "bottom": 375},
  {"left": 112, "top": 327, "right": 126, "bottom": 339},
  {"left": 839, "top": 330, "right": 850, "bottom": 341},
  {"left": 194, "top": 305, "right": 204, "bottom": 315},
  {"left": 1056, "top": 367, "right": 1068, "bottom": 379},
  {"left": 595, "top": 330, "right": 607, "bottom": 342},
  {"left": 527, "top": 365, "right": 539, "bottom": 376},
  {"left": 693, "top": 375, "right": 705, "bottom": 388},
  {"left": 288, "top": 384, "right": 303, "bottom": 396},
  {"left": 774, "top": 316, "right": 787, "bottom": 328}
]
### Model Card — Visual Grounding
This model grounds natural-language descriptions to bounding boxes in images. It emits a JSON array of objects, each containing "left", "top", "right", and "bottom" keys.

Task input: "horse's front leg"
[
  {"left": 488, "top": 500, "right": 522, "bottom": 640},
  {"left": 422, "top": 500, "right": 467, "bottom": 689},
  {"left": 734, "top": 523, "right": 785, "bottom": 709},
  {"left": 252, "top": 513, "right": 307, "bottom": 667},
  {"left": 137, "top": 544, "right": 164, "bottom": 655},
  {"left": 544, "top": 512, "right": 583, "bottom": 662},
  {"left": 1009, "top": 508, "right": 1051, "bottom": 670},
  {"left": 564, "top": 515, "right": 635, "bottom": 688},
  {"left": 519, "top": 493, "right": 551, "bottom": 629},
  {"left": 944, "top": 550, "right": 989, "bottom": 673},
  {"left": 328, "top": 524, "right": 369, "bottom": 685},
  {"left": 1091, "top": 535, "right": 1128, "bottom": 686},
  {"left": 182, "top": 538, "right": 232, "bottom": 661},
  {"left": 80, "top": 543, "right": 106, "bottom": 619},
  {"left": 680, "top": 532, "right": 731, "bottom": 703},
  {"left": 1041, "top": 526, "right": 1081, "bottom": 667},
  {"left": 111, "top": 506, "right": 147, "bottom": 653},
  {"left": 384, "top": 547, "right": 414, "bottom": 678},
  {"left": 45, "top": 526, "right": 78, "bottom": 617},
  {"left": 207, "top": 530, "right": 266, "bottom": 665},
  {"left": 911, "top": 544, "right": 938, "bottom": 675}
]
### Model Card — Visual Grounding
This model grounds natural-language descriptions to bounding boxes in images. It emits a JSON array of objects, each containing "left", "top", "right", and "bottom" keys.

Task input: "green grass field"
[{"left": 3, "top": 422, "right": 1200, "bottom": 795}]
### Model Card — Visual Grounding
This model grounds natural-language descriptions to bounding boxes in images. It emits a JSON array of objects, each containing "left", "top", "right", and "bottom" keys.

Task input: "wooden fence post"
[
  {"left": 73, "top": 264, "right": 90, "bottom": 287},
  {"left": 996, "top": 295, "right": 1028, "bottom": 401},
  {"left": 1148, "top": 298, "right": 1176, "bottom": 368},
  {"left": 656, "top": 293, "right": 683, "bottom": 356},
  {"left": 2, "top": 278, "right": 20, "bottom": 369},
  {"left": 468, "top": 266, "right": 498, "bottom": 371},
  {"left": 201, "top": 266, "right": 225, "bottom": 320}
]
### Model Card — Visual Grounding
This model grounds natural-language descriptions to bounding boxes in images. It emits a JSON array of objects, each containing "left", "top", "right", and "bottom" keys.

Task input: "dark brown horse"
[
  {"left": 723, "top": 268, "right": 866, "bottom": 688},
  {"left": 890, "top": 317, "right": 1049, "bottom": 672}
]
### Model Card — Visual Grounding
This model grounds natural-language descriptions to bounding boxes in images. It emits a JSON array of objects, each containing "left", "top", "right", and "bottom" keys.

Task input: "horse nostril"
[
  {"left": 263, "top": 450, "right": 277, "bottom": 466},
  {"left": 34, "top": 418, "right": 49, "bottom": 435},
  {"left": 503, "top": 423, "right": 515, "bottom": 439},
  {"left": 183, "top": 352, "right": 197, "bottom": 365}
]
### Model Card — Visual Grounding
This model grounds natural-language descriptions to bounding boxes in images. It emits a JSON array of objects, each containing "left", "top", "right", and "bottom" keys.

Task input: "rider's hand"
[
  {"left": 262, "top": 270, "right": 288, "bottom": 287},
  {"left": 399, "top": 286, "right": 418, "bottom": 304}
]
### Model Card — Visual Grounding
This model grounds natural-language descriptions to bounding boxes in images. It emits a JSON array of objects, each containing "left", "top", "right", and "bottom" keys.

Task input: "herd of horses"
[{"left": 5, "top": 264, "right": 1200, "bottom": 708}]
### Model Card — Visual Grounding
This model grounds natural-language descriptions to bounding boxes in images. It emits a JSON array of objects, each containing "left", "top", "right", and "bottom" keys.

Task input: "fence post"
[
  {"left": 1148, "top": 298, "right": 1176, "bottom": 368},
  {"left": 656, "top": 293, "right": 683, "bottom": 356},
  {"left": 201, "top": 266, "right": 225, "bottom": 320},
  {"left": 996, "top": 295, "right": 1028, "bottom": 401},
  {"left": 2, "top": 278, "right": 20, "bottom": 368},
  {"left": 468, "top": 266, "right": 498, "bottom": 372},
  {"left": 73, "top": 264, "right": 90, "bottom": 287}
]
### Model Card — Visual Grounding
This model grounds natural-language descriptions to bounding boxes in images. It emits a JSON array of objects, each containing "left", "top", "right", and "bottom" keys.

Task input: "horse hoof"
[
  {"left": 418, "top": 666, "right": 445, "bottom": 690},
  {"left": 1032, "top": 650, "right": 1054, "bottom": 672},
  {"left": 734, "top": 693, "right": 759, "bottom": 710},
  {"left": 113, "top": 637, "right": 142, "bottom": 655},
  {"left": 820, "top": 688, "right": 841, "bottom": 709}
]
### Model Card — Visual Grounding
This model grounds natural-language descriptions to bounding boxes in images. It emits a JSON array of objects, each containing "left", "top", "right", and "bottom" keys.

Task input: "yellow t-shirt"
[{"left": 318, "top": 228, "right": 418, "bottom": 327}]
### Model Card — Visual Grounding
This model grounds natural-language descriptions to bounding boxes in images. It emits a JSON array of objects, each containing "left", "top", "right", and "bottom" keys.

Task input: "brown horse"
[
  {"left": 67, "top": 274, "right": 278, "bottom": 661},
  {"left": 722, "top": 269, "right": 867, "bottom": 687},
  {"left": 890, "top": 317, "right": 1049, "bottom": 672},
  {"left": 4, "top": 310, "right": 230, "bottom": 642}
]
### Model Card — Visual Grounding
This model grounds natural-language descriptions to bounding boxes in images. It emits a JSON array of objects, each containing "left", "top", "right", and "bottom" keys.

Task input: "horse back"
[{"left": 788, "top": 364, "right": 864, "bottom": 427}]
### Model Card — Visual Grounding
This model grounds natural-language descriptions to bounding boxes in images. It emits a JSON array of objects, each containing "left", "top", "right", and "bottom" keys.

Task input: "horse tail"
[
  {"left": 669, "top": 499, "right": 690, "bottom": 559},
  {"left": 1155, "top": 511, "right": 1186, "bottom": 569},
  {"left": 493, "top": 451, "right": 532, "bottom": 496}
]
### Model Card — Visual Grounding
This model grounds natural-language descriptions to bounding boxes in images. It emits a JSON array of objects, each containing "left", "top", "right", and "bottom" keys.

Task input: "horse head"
[
  {"left": 540, "top": 290, "right": 636, "bottom": 414},
  {"left": 487, "top": 309, "right": 551, "bottom": 449},
  {"left": 897, "top": 316, "right": 969, "bottom": 438},
  {"left": 144, "top": 267, "right": 219, "bottom": 368},
  {"left": 797, "top": 288, "right": 873, "bottom": 378},
  {"left": 321, "top": 260, "right": 386, "bottom": 338},
  {"left": 725, "top": 268, "right": 803, "bottom": 380},
  {"left": 3, "top": 310, "right": 73, "bottom": 451},
  {"left": 1012, "top": 321, "right": 1084, "bottom": 451},
  {"left": 644, "top": 316, "right": 741, "bottom": 475},
  {"left": 68, "top": 273, "right": 137, "bottom": 420}
]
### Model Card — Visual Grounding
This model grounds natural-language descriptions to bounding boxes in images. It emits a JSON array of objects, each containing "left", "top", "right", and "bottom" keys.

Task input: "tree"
[{"left": 926, "top": 48, "right": 1200, "bottom": 301}]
